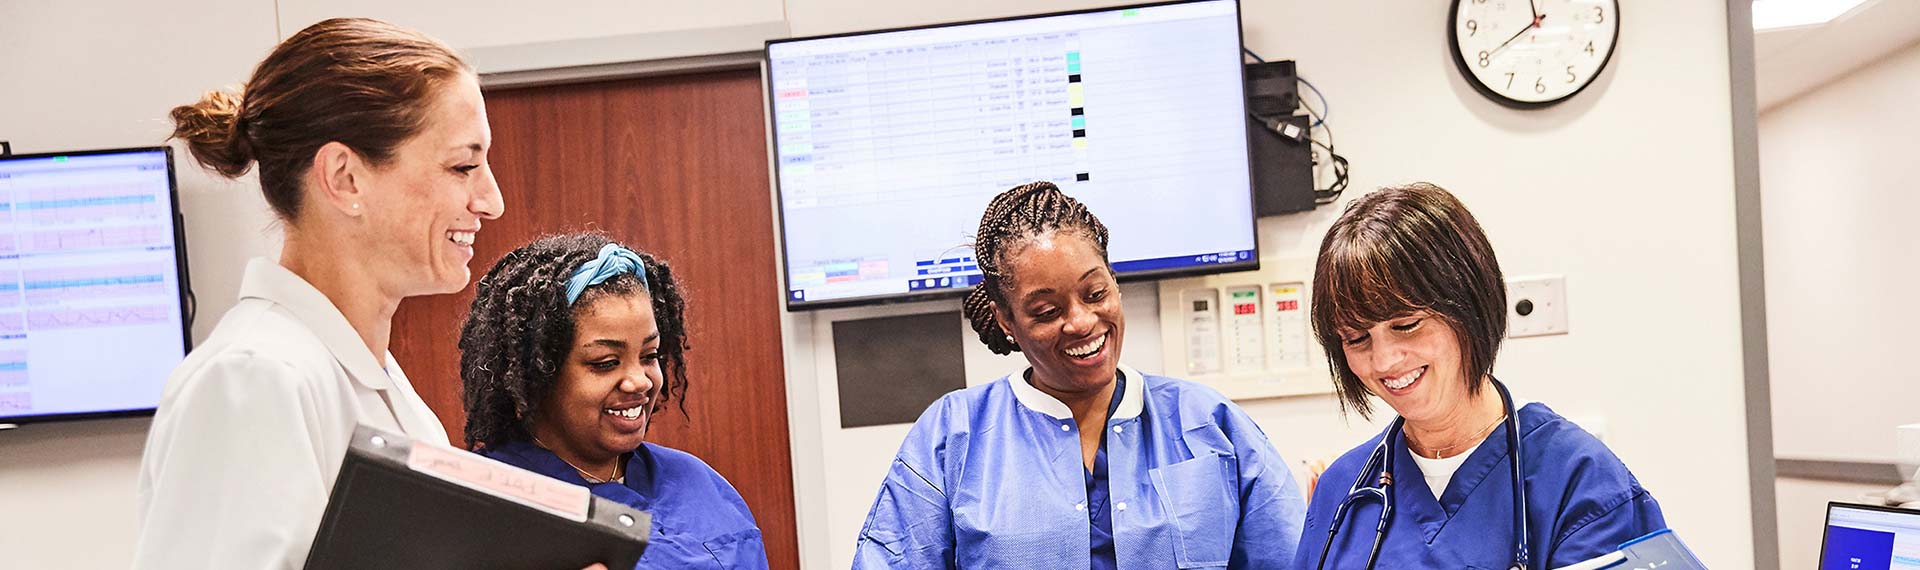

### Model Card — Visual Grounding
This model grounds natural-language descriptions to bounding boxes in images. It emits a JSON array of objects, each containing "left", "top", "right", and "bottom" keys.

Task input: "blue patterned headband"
[{"left": 564, "top": 243, "right": 650, "bottom": 306}]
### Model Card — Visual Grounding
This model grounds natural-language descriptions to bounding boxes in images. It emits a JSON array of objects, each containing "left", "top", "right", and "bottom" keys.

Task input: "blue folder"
[{"left": 1554, "top": 529, "right": 1707, "bottom": 570}]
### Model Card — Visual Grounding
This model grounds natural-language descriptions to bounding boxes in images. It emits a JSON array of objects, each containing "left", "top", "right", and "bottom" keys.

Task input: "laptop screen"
[{"left": 1824, "top": 502, "right": 1920, "bottom": 570}]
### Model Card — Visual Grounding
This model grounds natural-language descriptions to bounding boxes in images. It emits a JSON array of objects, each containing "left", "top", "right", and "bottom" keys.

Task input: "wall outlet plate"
[
  {"left": 1507, "top": 276, "right": 1569, "bottom": 338},
  {"left": 1156, "top": 257, "right": 1332, "bottom": 401}
]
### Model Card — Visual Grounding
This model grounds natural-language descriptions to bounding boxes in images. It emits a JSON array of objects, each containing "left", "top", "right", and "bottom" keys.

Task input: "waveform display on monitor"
[
  {"left": 21, "top": 264, "right": 171, "bottom": 303},
  {"left": 0, "top": 352, "right": 25, "bottom": 389},
  {"left": 25, "top": 225, "right": 171, "bottom": 253},
  {"left": 0, "top": 148, "right": 189, "bottom": 421},
  {"left": 0, "top": 392, "right": 29, "bottom": 412},
  {"left": 26, "top": 305, "right": 173, "bottom": 330},
  {"left": 16, "top": 183, "right": 167, "bottom": 224}
]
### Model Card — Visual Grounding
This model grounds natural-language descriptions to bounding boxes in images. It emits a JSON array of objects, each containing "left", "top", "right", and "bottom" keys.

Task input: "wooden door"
[{"left": 390, "top": 68, "right": 797, "bottom": 568}]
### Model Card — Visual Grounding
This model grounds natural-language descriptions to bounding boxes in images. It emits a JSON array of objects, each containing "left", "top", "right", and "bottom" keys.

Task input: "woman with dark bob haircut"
[
  {"left": 1294, "top": 183, "right": 1666, "bottom": 569},
  {"left": 460, "top": 233, "right": 768, "bottom": 569}
]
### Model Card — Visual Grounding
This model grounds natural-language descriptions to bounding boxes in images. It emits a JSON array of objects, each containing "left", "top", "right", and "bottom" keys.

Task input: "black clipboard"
[{"left": 306, "top": 425, "right": 650, "bottom": 569}]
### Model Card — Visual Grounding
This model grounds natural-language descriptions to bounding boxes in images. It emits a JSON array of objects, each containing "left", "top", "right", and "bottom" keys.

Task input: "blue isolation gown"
[
  {"left": 853, "top": 365, "right": 1306, "bottom": 569},
  {"left": 1294, "top": 401, "right": 1666, "bottom": 570},
  {"left": 483, "top": 440, "right": 769, "bottom": 570}
]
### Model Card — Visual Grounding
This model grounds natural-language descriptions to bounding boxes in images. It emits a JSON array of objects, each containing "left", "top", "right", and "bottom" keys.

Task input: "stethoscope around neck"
[{"left": 1314, "top": 378, "right": 1531, "bottom": 570}]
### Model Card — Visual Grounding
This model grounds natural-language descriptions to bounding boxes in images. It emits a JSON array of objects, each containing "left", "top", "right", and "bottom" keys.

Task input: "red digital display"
[
  {"left": 1234, "top": 303, "right": 1257, "bottom": 315},
  {"left": 1274, "top": 300, "right": 1299, "bottom": 311}
]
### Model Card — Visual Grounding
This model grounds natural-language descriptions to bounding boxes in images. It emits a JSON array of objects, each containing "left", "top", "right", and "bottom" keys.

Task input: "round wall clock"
[{"left": 1449, "top": 0, "right": 1620, "bottom": 108}]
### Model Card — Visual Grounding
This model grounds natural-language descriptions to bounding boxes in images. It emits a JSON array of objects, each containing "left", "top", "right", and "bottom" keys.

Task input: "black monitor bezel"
[
  {"left": 764, "top": 0, "right": 1260, "bottom": 311},
  {"left": 0, "top": 145, "right": 194, "bottom": 426},
  {"left": 1819, "top": 500, "right": 1920, "bottom": 562}
]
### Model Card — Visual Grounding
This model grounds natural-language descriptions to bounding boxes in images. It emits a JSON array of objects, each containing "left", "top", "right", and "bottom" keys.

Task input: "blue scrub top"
[
  {"left": 1087, "top": 373, "right": 1126, "bottom": 570},
  {"left": 853, "top": 365, "right": 1306, "bottom": 569},
  {"left": 483, "top": 440, "right": 769, "bottom": 570},
  {"left": 1294, "top": 401, "right": 1666, "bottom": 569}
]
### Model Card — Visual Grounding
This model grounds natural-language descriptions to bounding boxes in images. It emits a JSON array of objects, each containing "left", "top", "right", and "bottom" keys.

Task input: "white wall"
[
  {"left": 1759, "top": 38, "right": 1920, "bottom": 568},
  {"left": 0, "top": 1, "right": 281, "bottom": 567},
  {"left": 780, "top": 1, "right": 1758, "bottom": 568},
  {"left": 275, "top": 0, "right": 785, "bottom": 50},
  {"left": 1760, "top": 39, "right": 1920, "bottom": 464},
  {"left": 1776, "top": 478, "right": 1886, "bottom": 568},
  {"left": 0, "top": 1, "right": 1761, "bottom": 568}
]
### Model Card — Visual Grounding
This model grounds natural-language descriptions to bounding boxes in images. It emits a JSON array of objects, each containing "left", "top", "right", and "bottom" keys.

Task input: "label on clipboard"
[{"left": 407, "top": 441, "right": 591, "bottom": 523}]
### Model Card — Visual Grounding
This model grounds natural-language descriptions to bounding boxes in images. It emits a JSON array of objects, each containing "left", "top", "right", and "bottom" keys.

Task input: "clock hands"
[
  {"left": 1490, "top": 3, "right": 1547, "bottom": 58},
  {"left": 1456, "top": 0, "right": 1613, "bottom": 106}
]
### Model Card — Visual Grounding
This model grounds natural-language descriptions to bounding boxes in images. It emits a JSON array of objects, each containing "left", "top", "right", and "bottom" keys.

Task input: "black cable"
[
  {"left": 1299, "top": 89, "right": 1328, "bottom": 143},
  {"left": 1296, "top": 87, "right": 1349, "bottom": 204},
  {"left": 1314, "top": 149, "right": 1350, "bottom": 205},
  {"left": 1298, "top": 77, "right": 1329, "bottom": 128},
  {"left": 1243, "top": 46, "right": 1348, "bottom": 204}
]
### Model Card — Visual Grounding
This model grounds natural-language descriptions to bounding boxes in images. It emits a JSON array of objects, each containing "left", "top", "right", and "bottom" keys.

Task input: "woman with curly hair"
[
  {"left": 852, "top": 182, "right": 1307, "bottom": 569},
  {"left": 459, "top": 233, "right": 768, "bottom": 569}
]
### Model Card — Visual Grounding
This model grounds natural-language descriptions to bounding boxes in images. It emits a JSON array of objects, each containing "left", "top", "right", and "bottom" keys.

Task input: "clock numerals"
[
  {"left": 1453, "top": 0, "right": 1615, "bottom": 107},
  {"left": 1502, "top": 71, "right": 1579, "bottom": 95}
]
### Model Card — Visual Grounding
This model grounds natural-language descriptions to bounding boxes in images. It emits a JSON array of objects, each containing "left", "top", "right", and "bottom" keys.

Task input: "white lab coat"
[{"left": 133, "top": 258, "right": 448, "bottom": 569}]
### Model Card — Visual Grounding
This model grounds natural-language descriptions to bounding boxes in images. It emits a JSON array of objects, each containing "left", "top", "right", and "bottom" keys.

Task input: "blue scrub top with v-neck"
[
  {"left": 1086, "top": 373, "right": 1126, "bottom": 570},
  {"left": 1295, "top": 401, "right": 1666, "bottom": 569},
  {"left": 483, "top": 440, "right": 769, "bottom": 569}
]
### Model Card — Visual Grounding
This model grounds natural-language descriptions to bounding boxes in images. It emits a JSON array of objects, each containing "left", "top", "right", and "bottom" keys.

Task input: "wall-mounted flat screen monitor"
[
  {"left": 766, "top": 0, "right": 1258, "bottom": 309},
  {"left": 0, "top": 147, "right": 192, "bottom": 424}
]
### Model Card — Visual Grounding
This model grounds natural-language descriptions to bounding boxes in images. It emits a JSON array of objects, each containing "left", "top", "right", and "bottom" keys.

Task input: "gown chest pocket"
[{"left": 1149, "top": 453, "right": 1239, "bottom": 568}]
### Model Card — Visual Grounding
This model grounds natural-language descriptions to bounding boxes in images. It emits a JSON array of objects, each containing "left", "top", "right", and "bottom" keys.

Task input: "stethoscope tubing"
[{"left": 1314, "top": 379, "right": 1530, "bottom": 570}]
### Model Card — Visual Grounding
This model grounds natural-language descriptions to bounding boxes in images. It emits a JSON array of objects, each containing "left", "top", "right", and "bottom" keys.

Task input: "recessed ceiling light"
[{"left": 1753, "top": 0, "right": 1877, "bottom": 31}]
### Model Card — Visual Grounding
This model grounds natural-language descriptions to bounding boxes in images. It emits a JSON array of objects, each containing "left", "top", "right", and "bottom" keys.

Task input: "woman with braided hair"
[
  {"left": 852, "top": 182, "right": 1306, "bottom": 569},
  {"left": 459, "top": 233, "right": 768, "bottom": 569}
]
